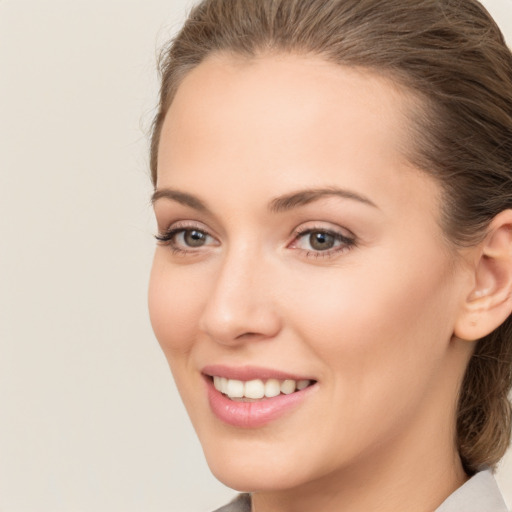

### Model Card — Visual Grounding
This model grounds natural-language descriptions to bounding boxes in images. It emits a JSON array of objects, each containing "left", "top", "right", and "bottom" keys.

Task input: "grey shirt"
[{"left": 213, "top": 470, "right": 509, "bottom": 512}]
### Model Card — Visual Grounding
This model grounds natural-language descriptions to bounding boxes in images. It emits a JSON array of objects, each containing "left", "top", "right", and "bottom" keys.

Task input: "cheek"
[
  {"left": 148, "top": 253, "right": 205, "bottom": 356},
  {"left": 284, "top": 245, "right": 458, "bottom": 392},
  {"left": 273, "top": 249, "right": 460, "bottom": 463}
]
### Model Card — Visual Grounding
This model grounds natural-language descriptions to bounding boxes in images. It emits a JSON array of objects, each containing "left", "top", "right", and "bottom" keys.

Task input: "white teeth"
[
  {"left": 264, "top": 379, "right": 281, "bottom": 398},
  {"left": 244, "top": 379, "right": 265, "bottom": 399},
  {"left": 226, "top": 379, "right": 244, "bottom": 398},
  {"left": 280, "top": 379, "right": 296, "bottom": 395},
  {"left": 213, "top": 376, "right": 313, "bottom": 399},
  {"left": 297, "top": 379, "right": 310, "bottom": 390}
]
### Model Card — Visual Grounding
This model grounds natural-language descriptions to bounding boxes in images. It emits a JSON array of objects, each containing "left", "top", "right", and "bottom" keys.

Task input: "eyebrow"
[
  {"left": 151, "top": 186, "right": 378, "bottom": 213},
  {"left": 269, "top": 187, "right": 378, "bottom": 213},
  {"left": 151, "top": 188, "right": 210, "bottom": 212}
]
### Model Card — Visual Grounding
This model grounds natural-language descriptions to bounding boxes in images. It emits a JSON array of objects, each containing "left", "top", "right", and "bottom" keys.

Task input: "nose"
[{"left": 198, "top": 247, "right": 282, "bottom": 346}]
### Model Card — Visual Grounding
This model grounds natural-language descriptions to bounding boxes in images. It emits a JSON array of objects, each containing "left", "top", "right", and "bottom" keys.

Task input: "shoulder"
[{"left": 212, "top": 493, "right": 251, "bottom": 512}]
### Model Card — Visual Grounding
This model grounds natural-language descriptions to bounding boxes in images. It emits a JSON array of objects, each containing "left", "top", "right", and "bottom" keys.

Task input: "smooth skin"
[{"left": 149, "top": 54, "right": 512, "bottom": 512}]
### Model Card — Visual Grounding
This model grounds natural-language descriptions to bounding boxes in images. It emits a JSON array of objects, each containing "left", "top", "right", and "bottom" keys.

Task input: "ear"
[{"left": 454, "top": 210, "right": 512, "bottom": 341}]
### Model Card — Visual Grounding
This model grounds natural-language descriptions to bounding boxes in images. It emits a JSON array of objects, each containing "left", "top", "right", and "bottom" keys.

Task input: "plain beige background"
[{"left": 0, "top": 1, "right": 511, "bottom": 511}]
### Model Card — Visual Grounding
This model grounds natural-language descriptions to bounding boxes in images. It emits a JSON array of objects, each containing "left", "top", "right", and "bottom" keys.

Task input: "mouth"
[
  {"left": 209, "top": 375, "right": 314, "bottom": 401},
  {"left": 202, "top": 366, "right": 318, "bottom": 427}
]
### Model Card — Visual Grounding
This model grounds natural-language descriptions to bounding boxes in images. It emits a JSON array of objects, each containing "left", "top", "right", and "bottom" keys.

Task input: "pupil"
[
  {"left": 185, "top": 230, "right": 206, "bottom": 247},
  {"left": 310, "top": 232, "right": 334, "bottom": 251}
]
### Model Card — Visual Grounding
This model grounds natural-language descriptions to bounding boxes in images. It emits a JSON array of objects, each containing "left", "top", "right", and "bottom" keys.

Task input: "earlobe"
[{"left": 454, "top": 210, "right": 512, "bottom": 341}]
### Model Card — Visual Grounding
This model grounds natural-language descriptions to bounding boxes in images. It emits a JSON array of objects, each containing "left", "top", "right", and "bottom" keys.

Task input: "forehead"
[
  {"left": 157, "top": 53, "right": 440, "bottom": 227},
  {"left": 159, "top": 53, "right": 417, "bottom": 176}
]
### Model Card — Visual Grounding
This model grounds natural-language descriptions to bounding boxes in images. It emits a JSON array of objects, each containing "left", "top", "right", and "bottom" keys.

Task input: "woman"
[{"left": 148, "top": 0, "right": 512, "bottom": 510}]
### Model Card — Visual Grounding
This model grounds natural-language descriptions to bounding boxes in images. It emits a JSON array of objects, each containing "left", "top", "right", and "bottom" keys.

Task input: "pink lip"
[
  {"left": 202, "top": 364, "right": 315, "bottom": 382},
  {"left": 202, "top": 366, "right": 317, "bottom": 428}
]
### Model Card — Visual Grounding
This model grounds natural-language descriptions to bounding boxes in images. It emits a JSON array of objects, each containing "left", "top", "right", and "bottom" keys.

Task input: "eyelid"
[
  {"left": 157, "top": 218, "right": 206, "bottom": 232},
  {"left": 156, "top": 219, "right": 214, "bottom": 238},
  {"left": 292, "top": 222, "right": 355, "bottom": 239}
]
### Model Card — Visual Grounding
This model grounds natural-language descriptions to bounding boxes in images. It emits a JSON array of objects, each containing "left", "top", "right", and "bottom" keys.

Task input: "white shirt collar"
[{"left": 435, "top": 469, "right": 509, "bottom": 512}]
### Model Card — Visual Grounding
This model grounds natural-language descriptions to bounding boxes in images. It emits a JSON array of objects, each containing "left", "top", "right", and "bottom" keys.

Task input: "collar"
[{"left": 435, "top": 469, "right": 509, "bottom": 512}]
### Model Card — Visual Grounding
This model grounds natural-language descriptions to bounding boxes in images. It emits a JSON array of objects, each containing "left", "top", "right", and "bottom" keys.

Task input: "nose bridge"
[{"left": 199, "top": 241, "right": 280, "bottom": 344}]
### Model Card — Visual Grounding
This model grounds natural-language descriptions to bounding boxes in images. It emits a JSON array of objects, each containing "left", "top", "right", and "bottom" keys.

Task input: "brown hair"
[{"left": 150, "top": 0, "right": 512, "bottom": 473}]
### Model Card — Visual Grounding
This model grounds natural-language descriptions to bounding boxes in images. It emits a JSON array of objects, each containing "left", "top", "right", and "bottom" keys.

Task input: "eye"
[
  {"left": 155, "top": 224, "right": 218, "bottom": 253},
  {"left": 178, "top": 229, "right": 209, "bottom": 248},
  {"left": 290, "top": 227, "right": 356, "bottom": 257},
  {"left": 305, "top": 231, "right": 337, "bottom": 251}
]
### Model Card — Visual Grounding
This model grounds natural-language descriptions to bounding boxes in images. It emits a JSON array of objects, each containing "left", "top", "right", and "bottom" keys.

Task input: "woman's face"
[{"left": 149, "top": 54, "right": 471, "bottom": 491}]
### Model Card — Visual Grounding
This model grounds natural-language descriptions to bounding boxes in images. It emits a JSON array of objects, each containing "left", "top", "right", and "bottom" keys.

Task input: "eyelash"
[
  {"left": 155, "top": 224, "right": 357, "bottom": 259},
  {"left": 290, "top": 226, "right": 357, "bottom": 259},
  {"left": 155, "top": 223, "right": 215, "bottom": 256}
]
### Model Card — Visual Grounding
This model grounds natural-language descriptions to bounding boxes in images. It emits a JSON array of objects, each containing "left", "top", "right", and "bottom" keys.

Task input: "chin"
[
  {"left": 206, "top": 455, "right": 306, "bottom": 492},
  {"left": 198, "top": 426, "right": 339, "bottom": 493}
]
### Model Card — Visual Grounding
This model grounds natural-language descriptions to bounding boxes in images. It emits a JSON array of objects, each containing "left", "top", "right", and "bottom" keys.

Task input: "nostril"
[{"left": 235, "top": 332, "right": 261, "bottom": 340}]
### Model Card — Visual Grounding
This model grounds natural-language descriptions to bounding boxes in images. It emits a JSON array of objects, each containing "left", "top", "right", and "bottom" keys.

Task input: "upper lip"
[{"left": 202, "top": 364, "right": 316, "bottom": 382}]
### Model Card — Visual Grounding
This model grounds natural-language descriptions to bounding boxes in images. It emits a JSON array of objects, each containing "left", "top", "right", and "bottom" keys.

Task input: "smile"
[
  {"left": 202, "top": 366, "right": 317, "bottom": 427},
  {"left": 213, "top": 376, "right": 313, "bottom": 400}
]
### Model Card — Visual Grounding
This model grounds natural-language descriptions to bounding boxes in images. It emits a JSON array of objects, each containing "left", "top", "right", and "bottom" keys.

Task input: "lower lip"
[{"left": 205, "top": 377, "right": 316, "bottom": 428}]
